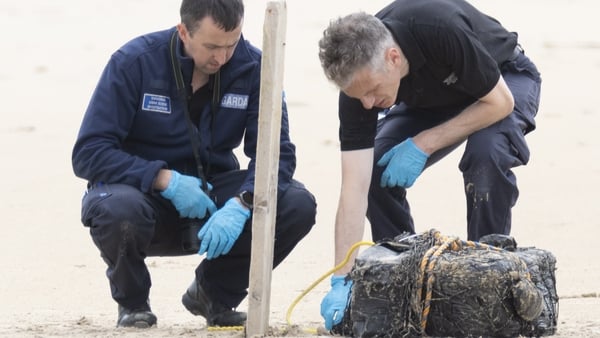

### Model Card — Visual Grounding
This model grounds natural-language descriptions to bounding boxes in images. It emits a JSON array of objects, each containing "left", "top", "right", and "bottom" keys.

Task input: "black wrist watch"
[{"left": 237, "top": 191, "right": 254, "bottom": 210}]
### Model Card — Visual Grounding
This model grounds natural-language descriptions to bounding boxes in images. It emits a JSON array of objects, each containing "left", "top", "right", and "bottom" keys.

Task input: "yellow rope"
[
  {"left": 207, "top": 325, "right": 244, "bottom": 332},
  {"left": 201, "top": 240, "right": 374, "bottom": 334},
  {"left": 285, "top": 240, "right": 375, "bottom": 332}
]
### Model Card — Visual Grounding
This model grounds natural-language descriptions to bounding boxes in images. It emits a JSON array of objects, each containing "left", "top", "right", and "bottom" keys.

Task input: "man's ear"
[
  {"left": 386, "top": 47, "right": 402, "bottom": 67},
  {"left": 176, "top": 23, "right": 188, "bottom": 42}
]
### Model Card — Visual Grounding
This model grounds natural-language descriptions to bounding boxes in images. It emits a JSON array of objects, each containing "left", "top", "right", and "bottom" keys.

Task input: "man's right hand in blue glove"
[
  {"left": 320, "top": 275, "right": 353, "bottom": 331},
  {"left": 159, "top": 170, "right": 217, "bottom": 219}
]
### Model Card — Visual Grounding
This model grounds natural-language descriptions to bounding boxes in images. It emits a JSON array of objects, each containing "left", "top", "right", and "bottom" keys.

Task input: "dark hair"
[{"left": 180, "top": 0, "right": 244, "bottom": 34}]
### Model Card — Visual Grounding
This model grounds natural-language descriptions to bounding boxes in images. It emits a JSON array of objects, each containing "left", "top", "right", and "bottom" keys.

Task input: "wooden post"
[{"left": 246, "top": 1, "right": 287, "bottom": 337}]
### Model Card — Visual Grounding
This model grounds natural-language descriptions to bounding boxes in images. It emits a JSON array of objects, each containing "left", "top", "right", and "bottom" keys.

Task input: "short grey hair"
[{"left": 318, "top": 12, "right": 395, "bottom": 89}]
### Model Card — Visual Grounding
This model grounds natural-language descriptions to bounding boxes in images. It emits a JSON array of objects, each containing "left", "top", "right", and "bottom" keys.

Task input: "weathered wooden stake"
[{"left": 246, "top": 1, "right": 287, "bottom": 337}]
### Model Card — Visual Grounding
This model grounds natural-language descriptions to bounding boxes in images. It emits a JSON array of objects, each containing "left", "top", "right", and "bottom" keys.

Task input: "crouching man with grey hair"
[{"left": 317, "top": 0, "right": 541, "bottom": 331}]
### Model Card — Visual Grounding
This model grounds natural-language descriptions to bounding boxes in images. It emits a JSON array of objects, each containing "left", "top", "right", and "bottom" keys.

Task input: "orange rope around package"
[{"left": 416, "top": 229, "right": 530, "bottom": 332}]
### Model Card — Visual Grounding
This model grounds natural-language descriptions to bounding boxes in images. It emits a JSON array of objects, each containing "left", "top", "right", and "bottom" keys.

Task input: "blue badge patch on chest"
[
  {"left": 221, "top": 93, "right": 249, "bottom": 110},
  {"left": 142, "top": 93, "right": 171, "bottom": 114}
]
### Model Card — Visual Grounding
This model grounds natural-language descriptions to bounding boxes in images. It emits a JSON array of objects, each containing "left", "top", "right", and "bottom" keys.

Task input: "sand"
[{"left": 1, "top": 0, "right": 599, "bottom": 337}]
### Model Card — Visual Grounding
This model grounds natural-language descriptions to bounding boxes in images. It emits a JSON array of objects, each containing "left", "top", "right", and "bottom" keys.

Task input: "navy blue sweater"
[{"left": 73, "top": 27, "right": 296, "bottom": 194}]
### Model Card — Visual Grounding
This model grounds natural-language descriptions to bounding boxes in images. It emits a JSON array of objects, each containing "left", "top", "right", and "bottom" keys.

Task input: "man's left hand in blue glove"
[
  {"left": 377, "top": 137, "right": 429, "bottom": 188},
  {"left": 197, "top": 197, "right": 251, "bottom": 259}
]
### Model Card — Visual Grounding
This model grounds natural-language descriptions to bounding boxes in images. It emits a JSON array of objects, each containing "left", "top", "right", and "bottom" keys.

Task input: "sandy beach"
[{"left": 1, "top": 0, "right": 599, "bottom": 337}]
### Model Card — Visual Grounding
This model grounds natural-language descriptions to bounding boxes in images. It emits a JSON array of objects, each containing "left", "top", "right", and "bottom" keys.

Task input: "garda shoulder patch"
[
  {"left": 221, "top": 93, "right": 249, "bottom": 110},
  {"left": 142, "top": 93, "right": 171, "bottom": 114}
]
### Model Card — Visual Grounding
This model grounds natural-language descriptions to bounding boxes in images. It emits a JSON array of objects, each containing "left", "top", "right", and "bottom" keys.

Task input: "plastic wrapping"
[{"left": 333, "top": 230, "right": 558, "bottom": 337}]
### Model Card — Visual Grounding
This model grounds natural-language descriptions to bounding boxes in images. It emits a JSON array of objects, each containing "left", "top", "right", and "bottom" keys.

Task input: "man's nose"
[
  {"left": 214, "top": 48, "right": 228, "bottom": 65},
  {"left": 360, "top": 96, "right": 375, "bottom": 110}
]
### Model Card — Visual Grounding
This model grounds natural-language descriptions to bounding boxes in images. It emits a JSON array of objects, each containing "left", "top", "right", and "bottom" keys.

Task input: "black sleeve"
[{"left": 338, "top": 92, "right": 379, "bottom": 151}]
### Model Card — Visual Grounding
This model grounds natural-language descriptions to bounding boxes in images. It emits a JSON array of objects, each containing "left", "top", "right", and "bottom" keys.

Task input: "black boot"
[
  {"left": 182, "top": 279, "right": 247, "bottom": 326},
  {"left": 116, "top": 300, "right": 157, "bottom": 328}
]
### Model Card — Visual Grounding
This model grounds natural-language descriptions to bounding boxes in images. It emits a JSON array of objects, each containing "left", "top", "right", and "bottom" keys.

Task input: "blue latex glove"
[
  {"left": 377, "top": 137, "right": 429, "bottom": 188},
  {"left": 160, "top": 170, "right": 217, "bottom": 219},
  {"left": 320, "top": 275, "right": 353, "bottom": 331},
  {"left": 197, "top": 198, "right": 251, "bottom": 259}
]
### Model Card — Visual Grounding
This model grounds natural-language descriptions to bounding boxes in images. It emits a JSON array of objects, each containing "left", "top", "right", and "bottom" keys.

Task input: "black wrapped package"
[{"left": 333, "top": 230, "right": 558, "bottom": 337}]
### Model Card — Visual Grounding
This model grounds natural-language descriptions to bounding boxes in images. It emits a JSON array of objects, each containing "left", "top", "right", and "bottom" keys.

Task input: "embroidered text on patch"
[
  {"left": 142, "top": 94, "right": 171, "bottom": 114},
  {"left": 221, "top": 93, "right": 249, "bottom": 109}
]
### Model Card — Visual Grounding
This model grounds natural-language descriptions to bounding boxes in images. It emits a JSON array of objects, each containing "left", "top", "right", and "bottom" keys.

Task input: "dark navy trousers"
[
  {"left": 367, "top": 51, "right": 541, "bottom": 242},
  {"left": 80, "top": 170, "right": 316, "bottom": 309}
]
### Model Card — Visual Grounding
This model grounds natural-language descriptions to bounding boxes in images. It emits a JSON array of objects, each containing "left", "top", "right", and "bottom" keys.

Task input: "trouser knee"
[
  {"left": 460, "top": 138, "right": 519, "bottom": 240},
  {"left": 82, "top": 184, "right": 155, "bottom": 259},
  {"left": 274, "top": 181, "right": 317, "bottom": 258},
  {"left": 280, "top": 183, "right": 317, "bottom": 229},
  {"left": 460, "top": 138, "right": 516, "bottom": 195}
]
